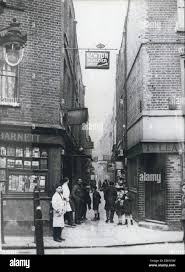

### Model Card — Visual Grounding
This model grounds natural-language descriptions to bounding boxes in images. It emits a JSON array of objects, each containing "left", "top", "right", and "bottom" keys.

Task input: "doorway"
[{"left": 144, "top": 154, "right": 165, "bottom": 222}]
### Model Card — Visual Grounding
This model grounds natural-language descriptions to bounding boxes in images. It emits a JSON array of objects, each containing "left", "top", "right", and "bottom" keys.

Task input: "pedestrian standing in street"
[
  {"left": 181, "top": 183, "right": 185, "bottom": 242},
  {"left": 123, "top": 188, "right": 133, "bottom": 226},
  {"left": 62, "top": 177, "right": 75, "bottom": 227},
  {"left": 72, "top": 178, "right": 84, "bottom": 224},
  {"left": 52, "top": 183, "right": 66, "bottom": 242},
  {"left": 104, "top": 181, "right": 117, "bottom": 223},
  {"left": 102, "top": 179, "right": 109, "bottom": 194},
  {"left": 92, "top": 185, "right": 101, "bottom": 221},
  {"left": 115, "top": 189, "right": 125, "bottom": 225},
  {"left": 81, "top": 183, "right": 91, "bottom": 221}
]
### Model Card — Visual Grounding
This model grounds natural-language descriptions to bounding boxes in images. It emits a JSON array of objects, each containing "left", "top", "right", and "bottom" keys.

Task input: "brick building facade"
[
  {"left": 116, "top": 0, "right": 185, "bottom": 229},
  {"left": 0, "top": 0, "right": 93, "bottom": 235}
]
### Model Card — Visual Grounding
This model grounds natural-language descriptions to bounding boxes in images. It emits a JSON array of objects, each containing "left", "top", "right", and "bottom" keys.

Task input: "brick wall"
[
  {"left": 0, "top": 0, "right": 64, "bottom": 126},
  {"left": 146, "top": 0, "right": 185, "bottom": 43},
  {"left": 165, "top": 154, "right": 182, "bottom": 230},
  {"left": 125, "top": 0, "right": 185, "bottom": 128},
  {"left": 144, "top": 44, "right": 183, "bottom": 111}
]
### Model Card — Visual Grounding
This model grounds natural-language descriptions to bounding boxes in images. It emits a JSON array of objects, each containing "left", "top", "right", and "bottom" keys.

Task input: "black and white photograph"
[{"left": 0, "top": 0, "right": 185, "bottom": 267}]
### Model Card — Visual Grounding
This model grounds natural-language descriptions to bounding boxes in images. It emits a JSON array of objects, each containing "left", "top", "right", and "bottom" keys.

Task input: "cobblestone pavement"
[{"left": 1, "top": 192, "right": 183, "bottom": 249}]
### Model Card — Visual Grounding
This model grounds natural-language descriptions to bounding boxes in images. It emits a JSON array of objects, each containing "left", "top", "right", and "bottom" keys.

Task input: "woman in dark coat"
[{"left": 104, "top": 181, "right": 117, "bottom": 223}]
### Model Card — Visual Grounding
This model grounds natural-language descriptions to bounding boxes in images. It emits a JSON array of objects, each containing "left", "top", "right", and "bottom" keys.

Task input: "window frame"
[{"left": 0, "top": 50, "right": 20, "bottom": 107}]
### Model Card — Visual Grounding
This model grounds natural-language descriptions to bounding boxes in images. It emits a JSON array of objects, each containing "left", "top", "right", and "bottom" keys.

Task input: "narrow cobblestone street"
[{"left": 2, "top": 192, "right": 183, "bottom": 250}]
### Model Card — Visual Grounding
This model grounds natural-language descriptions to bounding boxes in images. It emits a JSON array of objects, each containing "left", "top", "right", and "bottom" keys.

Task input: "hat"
[{"left": 55, "top": 183, "right": 62, "bottom": 189}]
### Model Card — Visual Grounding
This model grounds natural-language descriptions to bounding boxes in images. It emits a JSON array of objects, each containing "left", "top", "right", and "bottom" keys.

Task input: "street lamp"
[{"left": 0, "top": 18, "right": 27, "bottom": 66}]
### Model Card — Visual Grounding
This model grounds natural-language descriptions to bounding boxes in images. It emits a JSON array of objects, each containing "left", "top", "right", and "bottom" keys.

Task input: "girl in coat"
[
  {"left": 123, "top": 189, "right": 133, "bottom": 225},
  {"left": 52, "top": 183, "right": 66, "bottom": 242},
  {"left": 115, "top": 189, "right": 125, "bottom": 225}
]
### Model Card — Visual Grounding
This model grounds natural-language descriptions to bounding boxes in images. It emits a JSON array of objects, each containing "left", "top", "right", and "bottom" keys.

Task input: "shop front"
[
  {"left": 128, "top": 142, "right": 183, "bottom": 230},
  {"left": 0, "top": 126, "right": 65, "bottom": 235}
]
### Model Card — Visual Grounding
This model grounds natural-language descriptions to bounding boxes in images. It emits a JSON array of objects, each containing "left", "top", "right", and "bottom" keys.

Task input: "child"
[
  {"left": 123, "top": 189, "right": 133, "bottom": 225},
  {"left": 92, "top": 185, "right": 101, "bottom": 221},
  {"left": 115, "top": 189, "right": 125, "bottom": 225}
]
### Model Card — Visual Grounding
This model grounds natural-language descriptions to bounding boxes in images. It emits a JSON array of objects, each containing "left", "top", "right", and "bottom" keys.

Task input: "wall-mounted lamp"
[
  {"left": 0, "top": 18, "right": 27, "bottom": 66},
  {"left": 0, "top": 1, "right": 6, "bottom": 15}
]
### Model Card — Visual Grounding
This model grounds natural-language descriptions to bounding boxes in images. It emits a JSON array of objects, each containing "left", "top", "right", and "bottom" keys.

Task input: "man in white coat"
[
  {"left": 52, "top": 183, "right": 66, "bottom": 242},
  {"left": 62, "top": 177, "right": 76, "bottom": 226}
]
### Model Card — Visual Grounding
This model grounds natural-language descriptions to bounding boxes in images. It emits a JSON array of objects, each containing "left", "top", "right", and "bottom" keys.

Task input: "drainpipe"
[{"left": 124, "top": 0, "right": 131, "bottom": 186}]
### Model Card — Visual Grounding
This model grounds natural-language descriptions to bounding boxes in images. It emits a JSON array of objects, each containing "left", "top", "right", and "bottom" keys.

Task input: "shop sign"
[
  {"left": 85, "top": 51, "right": 110, "bottom": 69},
  {"left": 142, "top": 143, "right": 184, "bottom": 153},
  {"left": 0, "top": 132, "right": 40, "bottom": 143},
  {"left": 139, "top": 172, "right": 161, "bottom": 183}
]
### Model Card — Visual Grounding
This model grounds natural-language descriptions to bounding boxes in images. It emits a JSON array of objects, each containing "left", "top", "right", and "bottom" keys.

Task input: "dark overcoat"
[{"left": 104, "top": 186, "right": 117, "bottom": 211}]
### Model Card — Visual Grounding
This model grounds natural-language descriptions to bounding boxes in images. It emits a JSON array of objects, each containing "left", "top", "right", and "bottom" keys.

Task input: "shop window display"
[{"left": 0, "top": 145, "right": 48, "bottom": 193}]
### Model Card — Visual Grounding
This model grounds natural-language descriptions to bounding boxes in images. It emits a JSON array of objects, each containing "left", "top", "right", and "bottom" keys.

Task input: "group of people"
[
  {"left": 101, "top": 179, "right": 133, "bottom": 225},
  {"left": 51, "top": 178, "right": 185, "bottom": 243},
  {"left": 51, "top": 177, "right": 101, "bottom": 242}
]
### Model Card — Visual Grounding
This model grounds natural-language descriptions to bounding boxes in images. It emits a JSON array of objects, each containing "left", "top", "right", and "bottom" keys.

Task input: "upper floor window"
[
  {"left": 0, "top": 50, "right": 19, "bottom": 106},
  {"left": 177, "top": 0, "right": 185, "bottom": 31}
]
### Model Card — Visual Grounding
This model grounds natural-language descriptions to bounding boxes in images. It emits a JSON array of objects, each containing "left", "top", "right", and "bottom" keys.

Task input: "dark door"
[{"left": 144, "top": 154, "right": 165, "bottom": 221}]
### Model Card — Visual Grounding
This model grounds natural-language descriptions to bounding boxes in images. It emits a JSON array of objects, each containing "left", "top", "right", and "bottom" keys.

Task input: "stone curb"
[{"left": 1, "top": 240, "right": 183, "bottom": 250}]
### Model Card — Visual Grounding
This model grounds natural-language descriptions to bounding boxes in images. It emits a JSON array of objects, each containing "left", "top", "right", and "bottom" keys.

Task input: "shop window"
[
  {"left": 0, "top": 145, "right": 48, "bottom": 193},
  {"left": 177, "top": 0, "right": 185, "bottom": 31},
  {"left": 0, "top": 60, "right": 19, "bottom": 106}
]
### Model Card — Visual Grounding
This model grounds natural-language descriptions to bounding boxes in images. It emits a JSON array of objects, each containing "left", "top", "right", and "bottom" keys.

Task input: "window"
[
  {"left": 0, "top": 145, "right": 48, "bottom": 193},
  {"left": 177, "top": 0, "right": 185, "bottom": 31},
  {"left": 0, "top": 58, "right": 19, "bottom": 106}
]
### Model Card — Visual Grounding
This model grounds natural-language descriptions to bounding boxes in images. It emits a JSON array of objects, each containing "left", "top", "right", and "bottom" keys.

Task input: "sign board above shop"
[
  {"left": 66, "top": 108, "right": 88, "bottom": 125},
  {"left": 85, "top": 51, "right": 110, "bottom": 69}
]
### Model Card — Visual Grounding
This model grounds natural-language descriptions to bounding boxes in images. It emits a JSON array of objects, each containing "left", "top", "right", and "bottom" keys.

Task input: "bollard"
[
  {"left": 0, "top": 191, "right": 5, "bottom": 244},
  {"left": 35, "top": 206, "right": 44, "bottom": 255},
  {"left": 33, "top": 187, "right": 44, "bottom": 255}
]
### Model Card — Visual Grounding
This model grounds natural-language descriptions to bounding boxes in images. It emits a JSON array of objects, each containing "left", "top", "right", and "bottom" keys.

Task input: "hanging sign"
[
  {"left": 66, "top": 108, "right": 88, "bottom": 125},
  {"left": 85, "top": 51, "right": 110, "bottom": 69}
]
